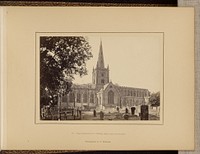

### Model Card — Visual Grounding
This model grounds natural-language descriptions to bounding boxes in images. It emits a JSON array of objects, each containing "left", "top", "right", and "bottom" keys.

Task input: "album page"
[{"left": 1, "top": 7, "right": 194, "bottom": 150}]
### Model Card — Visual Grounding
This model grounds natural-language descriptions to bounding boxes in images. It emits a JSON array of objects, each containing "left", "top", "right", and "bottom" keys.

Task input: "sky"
[{"left": 73, "top": 33, "right": 163, "bottom": 93}]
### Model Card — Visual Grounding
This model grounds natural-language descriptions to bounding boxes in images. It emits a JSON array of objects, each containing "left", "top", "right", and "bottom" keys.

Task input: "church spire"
[
  {"left": 96, "top": 40, "right": 105, "bottom": 68},
  {"left": 92, "top": 39, "right": 109, "bottom": 90}
]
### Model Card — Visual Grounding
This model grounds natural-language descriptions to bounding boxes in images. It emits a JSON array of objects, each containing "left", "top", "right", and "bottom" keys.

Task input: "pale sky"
[{"left": 74, "top": 33, "right": 163, "bottom": 93}]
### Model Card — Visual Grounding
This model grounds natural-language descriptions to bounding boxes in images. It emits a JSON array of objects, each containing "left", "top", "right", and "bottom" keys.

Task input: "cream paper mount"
[{"left": 0, "top": 7, "right": 194, "bottom": 150}]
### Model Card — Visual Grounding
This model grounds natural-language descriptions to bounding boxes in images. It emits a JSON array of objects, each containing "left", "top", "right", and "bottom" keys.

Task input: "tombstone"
[
  {"left": 131, "top": 107, "right": 136, "bottom": 115},
  {"left": 123, "top": 114, "right": 129, "bottom": 120},
  {"left": 100, "top": 111, "right": 104, "bottom": 120},
  {"left": 140, "top": 105, "right": 149, "bottom": 120},
  {"left": 93, "top": 109, "right": 96, "bottom": 117}
]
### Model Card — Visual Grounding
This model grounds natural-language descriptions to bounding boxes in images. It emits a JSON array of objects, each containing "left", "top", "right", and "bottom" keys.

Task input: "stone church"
[{"left": 61, "top": 41, "right": 150, "bottom": 110}]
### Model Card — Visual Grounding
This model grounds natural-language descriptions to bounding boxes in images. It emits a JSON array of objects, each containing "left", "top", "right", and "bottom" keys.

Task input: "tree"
[
  {"left": 149, "top": 92, "right": 160, "bottom": 107},
  {"left": 40, "top": 36, "right": 92, "bottom": 106}
]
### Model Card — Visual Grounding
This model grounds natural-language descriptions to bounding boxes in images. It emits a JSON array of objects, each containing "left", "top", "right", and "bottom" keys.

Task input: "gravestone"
[
  {"left": 100, "top": 111, "right": 104, "bottom": 120},
  {"left": 93, "top": 109, "right": 96, "bottom": 117},
  {"left": 141, "top": 105, "right": 149, "bottom": 120},
  {"left": 131, "top": 107, "right": 136, "bottom": 115}
]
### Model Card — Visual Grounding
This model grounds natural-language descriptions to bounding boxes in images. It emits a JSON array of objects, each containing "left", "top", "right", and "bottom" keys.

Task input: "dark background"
[{"left": 0, "top": 0, "right": 177, "bottom": 6}]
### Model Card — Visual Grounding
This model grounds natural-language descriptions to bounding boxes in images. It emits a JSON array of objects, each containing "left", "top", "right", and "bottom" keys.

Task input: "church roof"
[
  {"left": 117, "top": 85, "right": 148, "bottom": 91},
  {"left": 72, "top": 83, "right": 96, "bottom": 89},
  {"left": 102, "top": 82, "right": 111, "bottom": 90},
  {"left": 103, "top": 82, "right": 148, "bottom": 91}
]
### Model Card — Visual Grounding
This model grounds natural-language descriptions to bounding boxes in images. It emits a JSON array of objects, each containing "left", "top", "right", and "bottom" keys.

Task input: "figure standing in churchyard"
[
  {"left": 79, "top": 109, "right": 82, "bottom": 119},
  {"left": 77, "top": 107, "right": 79, "bottom": 117},
  {"left": 116, "top": 106, "right": 119, "bottom": 112}
]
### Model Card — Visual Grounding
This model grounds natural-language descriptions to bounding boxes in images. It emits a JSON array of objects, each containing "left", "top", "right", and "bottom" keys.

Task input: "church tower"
[{"left": 92, "top": 40, "right": 109, "bottom": 91}]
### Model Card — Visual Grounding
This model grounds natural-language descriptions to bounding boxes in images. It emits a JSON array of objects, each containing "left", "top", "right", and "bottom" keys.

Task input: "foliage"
[
  {"left": 40, "top": 36, "right": 92, "bottom": 106},
  {"left": 149, "top": 92, "right": 160, "bottom": 107}
]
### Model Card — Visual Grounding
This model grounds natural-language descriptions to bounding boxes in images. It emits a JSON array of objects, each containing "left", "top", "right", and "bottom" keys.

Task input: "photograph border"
[{"left": 35, "top": 32, "right": 164, "bottom": 125}]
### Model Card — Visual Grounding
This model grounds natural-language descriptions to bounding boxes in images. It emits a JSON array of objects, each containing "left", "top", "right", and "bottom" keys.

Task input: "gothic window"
[
  {"left": 108, "top": 90, "right": 114, "bottom": 104},
  {"left": 101, "top": 73, "right": 104, "bottom": 77},
  {"left": 128, "top": 90, "right": 131, "bottom": 96},
  {"left": 145, "top": 91, "right": 149, "bottom": 97},
  {"left": 83, "top": 92, "right": 88, "bottom": 103},
  {"left": 90, "top": 93, "right": 94, "bottom": 103},
  {"left": 101, "top": 79, "right": 104, "bottom": 84},
  {"left": 145, "top": 91, "right": 147, "bottom": 97},
  {"left": 77, "top": 93, "right": 81, "bottom": 103},
  {"left": 69, "top": 92, "right": 75, "bottom": 102}
]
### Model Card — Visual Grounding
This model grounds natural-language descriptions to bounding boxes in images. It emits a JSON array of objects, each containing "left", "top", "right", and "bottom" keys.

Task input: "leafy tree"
[
  {"left": 40, "top": 36, "right": 92, "bottom": 106},
  {"left": 149, "top": 92, "right": 160, "bottom": 107}
]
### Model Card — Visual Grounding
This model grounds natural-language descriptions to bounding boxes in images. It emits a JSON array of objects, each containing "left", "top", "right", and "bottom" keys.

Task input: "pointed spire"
[{"left": 96, "top": 40, "right": 105, "bottom": 68}]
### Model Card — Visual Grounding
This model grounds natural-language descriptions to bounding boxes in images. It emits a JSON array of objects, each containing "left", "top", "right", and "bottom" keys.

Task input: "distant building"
[{"left": 61, "top": 41, "right": 150, "bottom": 110}]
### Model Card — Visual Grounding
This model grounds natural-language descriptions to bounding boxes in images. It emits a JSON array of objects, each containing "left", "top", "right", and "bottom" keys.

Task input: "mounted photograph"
[{"left": 36, "top": 33, "right": 163, "bottom": 123}]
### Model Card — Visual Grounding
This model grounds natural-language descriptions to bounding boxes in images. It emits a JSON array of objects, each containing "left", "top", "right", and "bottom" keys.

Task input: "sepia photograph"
[{"left": 38, "top": 33, "right": 163, "bottom": 122}]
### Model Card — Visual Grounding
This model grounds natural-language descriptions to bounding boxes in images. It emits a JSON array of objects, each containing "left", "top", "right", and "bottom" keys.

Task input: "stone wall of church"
[
  {"left": 60, "top": 87, "right": 97, "bottom": 110},
  {"left": 118, "top": 87, "right": 150, "bottom": 98}
]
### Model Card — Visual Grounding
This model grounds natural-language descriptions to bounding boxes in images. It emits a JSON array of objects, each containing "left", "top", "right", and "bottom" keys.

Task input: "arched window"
[
  {"left": 133, "top": 91, "right": 136, "bottom": 96},
  {"left": 83, "top": 92, "right": 88, "bottom": 103},
  {"left": 108, "top": 90, "right": 114, "bottom": 104},
  {"left": 77, "top": 93, "right": 81, "bottom": 103},
  {"left": 101, "top": 79, "right": 104, "bottom": 84},
  {"left": 128, "top": 90, "right": 131, "bottom": 96},
  {"left": 90, "top": 93, "right": 94, "bottom": 103},
  {"left": 69, "top": 92, "right": 75, "bottom": 102},
  {"left": 141, "top": 91, "right": 144, "bottom": 97}
]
